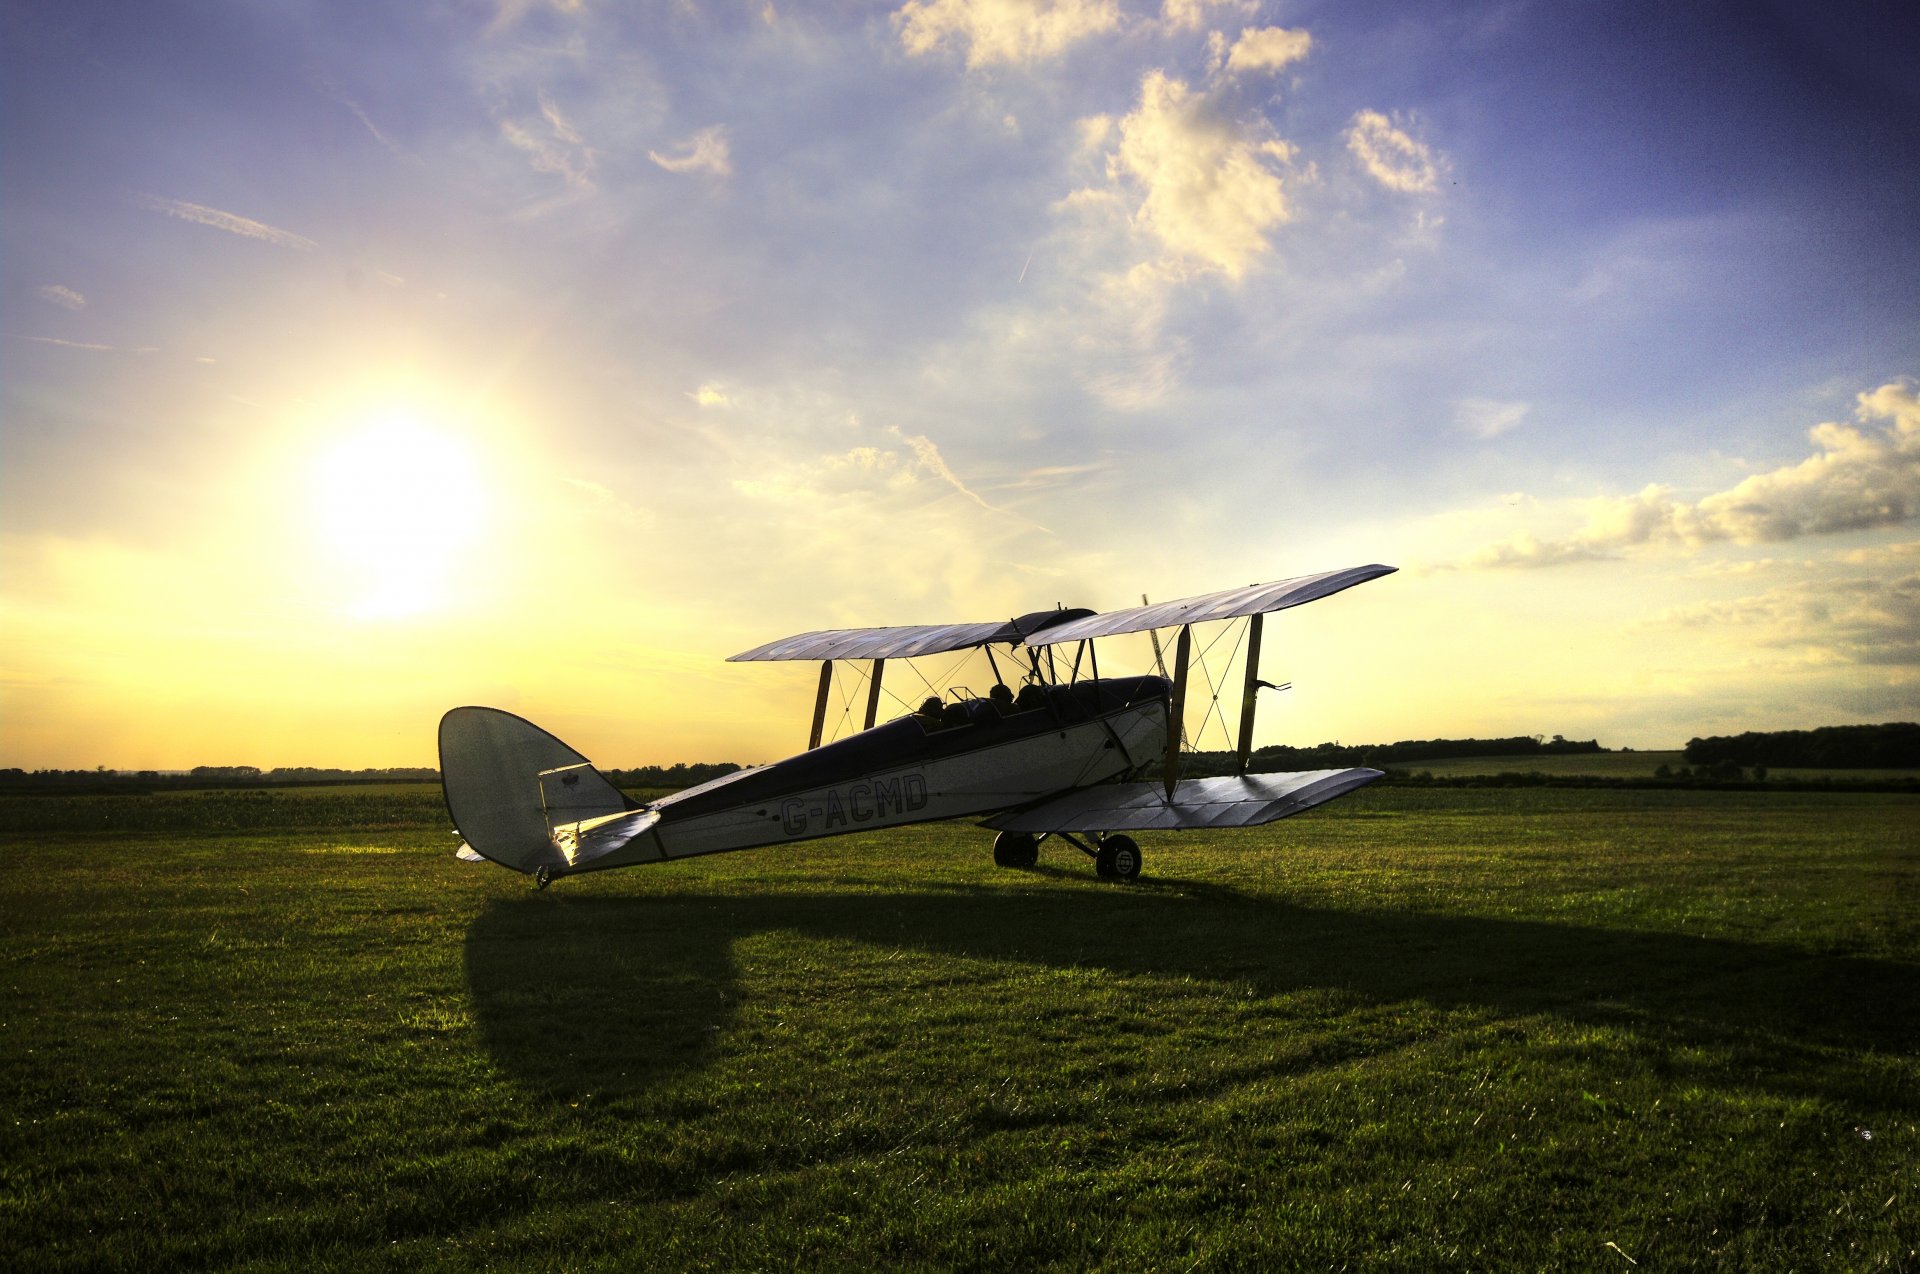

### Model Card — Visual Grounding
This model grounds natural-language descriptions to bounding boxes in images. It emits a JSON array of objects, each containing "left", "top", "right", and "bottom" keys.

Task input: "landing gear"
[
  {"left": 996, "top": 830, "right": 1141, "bottom": 881},
  {"left": 992, "top": 830, "right": 1039, "bottom": 868},
  {"left": 1094, "top": 834, "right": 1141, "bottom": 883},
  {"left": 534, "top": 865, "right": 554, "bottom": 890}
]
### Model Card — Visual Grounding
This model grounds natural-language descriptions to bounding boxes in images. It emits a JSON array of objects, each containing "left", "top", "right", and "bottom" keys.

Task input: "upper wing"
[
  {"left": 727, "top": 563, "right": 1395, "bottom": 662},
  {"left": 728, "top": 608, "right": 1093, "bottom": 662},
  {"left": 981, "top": 769, "right": 1383, "bottom": 833},
  {"left": 1024, "top": 564, "right": 1396, "bottom": 646}
]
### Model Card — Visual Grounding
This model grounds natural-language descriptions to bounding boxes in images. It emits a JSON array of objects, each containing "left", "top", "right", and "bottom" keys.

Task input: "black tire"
[
  {"left": 1095, "top": 835, "right": 1141, "bottom": 882},
  {"left": 992, "top": 831, "right": 1039, "bottom": 869}
]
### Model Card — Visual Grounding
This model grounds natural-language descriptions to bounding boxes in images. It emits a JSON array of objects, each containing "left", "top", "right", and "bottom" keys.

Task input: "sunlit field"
[{"left": 3, "top": 786, "right": 1915, "bottom": 1270}]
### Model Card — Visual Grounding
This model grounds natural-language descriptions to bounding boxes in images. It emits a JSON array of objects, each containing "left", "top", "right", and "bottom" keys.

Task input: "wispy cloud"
[
  {"left": 563, "top": 477, "right": 654, "bottom": 528},
  {"left": 1224, "top": 26, "right": 1311, "bottom": 76},
  {"left": 19, "top": 336, "right": 114, "bottom": 352},
  {"left": 485, "top": 0, "right": 586, "bottom": 37},
  {"left": 35, "top": 285, "right": 86, "bottom": 311},
  {"left": 890, "top": 427, "right": 1047, "bottom": 530},
  {"left": 499, "top": 90, "right": 597, "bottom": 193},
  {"left": 1160, "top": 0, "right": 1253, "bottom": 33},
  {"left": 1454, "top": 397, "right": 1530, "bottom": 439},
  {"left": 1466, "top": 379, "right": 1920, "bottom": 567},
  {"left": 1645, "top": 570, "right": 1920, "bottom": 667},
  {"left": 689, "top": 383, "right": 733, "bottom": 407},
  {"left": 342, "top": 98, "right": 403, "bottom": 156},
  {"left": 313, "top": 75, "right": 404, "bottom": 156},
  {"left": 995, "top": 461, "right": 1108, "bottom": 492},
  {"left": 132, "top": 193, "right": 318, "bottom": 251},
  {"left": 895, "top": 0, "right": 1120, "bottom": 68},
  {"left": 648, "top": 125, "right": 732, "bottom": 178},
  {"left": 1346, "top": 109, "right": 1442, "bottom": 194}
]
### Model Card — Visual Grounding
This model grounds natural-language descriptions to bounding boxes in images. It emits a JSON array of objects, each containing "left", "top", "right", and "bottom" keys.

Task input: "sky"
[{"left": 3, "top": 0, "right": 1917, "bottom": 769}]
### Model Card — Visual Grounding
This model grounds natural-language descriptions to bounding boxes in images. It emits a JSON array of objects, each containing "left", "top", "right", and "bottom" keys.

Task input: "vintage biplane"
[{"left": 440, "top": 563, "right": 1395, "bottom": 886}]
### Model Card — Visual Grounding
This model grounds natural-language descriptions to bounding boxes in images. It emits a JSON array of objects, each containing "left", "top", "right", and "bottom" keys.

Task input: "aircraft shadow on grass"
[{"left": 463, "top": 877, "right": 1917, "bottom": 1109}]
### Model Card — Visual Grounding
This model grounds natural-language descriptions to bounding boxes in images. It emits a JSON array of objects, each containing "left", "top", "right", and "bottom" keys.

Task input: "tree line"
[
  {"left": 1250, "top": 734, "right": 1602, "bottom": 770},
  {"left": 0, "top": 766, "right": 439, "bottom": 792},
  {"left": 1683, "top": 722, "right": 1920, "bottom": 769}
]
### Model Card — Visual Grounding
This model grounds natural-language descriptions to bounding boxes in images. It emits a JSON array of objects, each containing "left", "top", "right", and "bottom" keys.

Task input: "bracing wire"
[
  {"left": 818, "top": 641, "right": 1047, "bottom": 744},
  {"left": 1185, "top": 617, "right": 1250, "bottom": 754}
]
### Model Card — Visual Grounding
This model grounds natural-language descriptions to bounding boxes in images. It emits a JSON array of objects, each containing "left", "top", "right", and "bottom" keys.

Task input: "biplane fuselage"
[
  {"left": 440, "top": 676, "right": 1171, "bottom": 880},
  {"left": 440, "top": 564, "right": 1398, "bottom": 885},
  {"left": 605, "top": 675, "right": 1170, "bottom": 870}
]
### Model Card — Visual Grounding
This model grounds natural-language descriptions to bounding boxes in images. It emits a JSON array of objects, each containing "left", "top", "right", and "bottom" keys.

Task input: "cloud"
[
  {"left": 1160, "top": 0, "right": 1253, "bottom": 32},
  {"left": 1073, "top": 261, "right": 1188, "bottom": 408},
  {"left": 649, "top": 125, "right": 732, "bottom": 177},
  {"left": 1467, "top": 380, "right": 1920, "bottom": 567},
  {"left": 1101, "top": 71, "right": 1298, "bottom": 278},
  {"left": 19, "top": 336, "right": 114, "bottom": 352},
  {"left": 132, "top": 194, "right": 318, "bottom": 251},
  {"left": 1454, "top": 397, "right": 1530, "bottom": 439},
  {"left": 314, "top": 75, "right": 405, "bottom": 156},
  {"left": 710, "top": 426, "right": 1082, "bottom": 627},
  {"left": 1647, "top": 571, "right": 1920, "bottom": 667},
  {"left": 35, "top": 285, "right": 86, "bottom": 311},
  {"left": 895, "top": 0, "right": 1120, "bottom": 68},
  {"left": 562, "top": 477, "right": 654, "bottom": 528},
  {"left": 1345, "top": 110, "right": 1441, "bottom": 194},
  {"left": 485, "top": 0, "right": 586, "bottom": 36},
  {"left": 890, "top": 427, "right": 1049, "bottom": 531},
  {"left": 499, "top": 91, "right": 596, "bottom": 192},
  {"left": 342, "top": 99, "right": 402, "bottom": 154},
  {"left": 689, "top": 383, "right": 733, "bottom": 407},
  {"left": 1224, "top": 26, "right": 1311, "bottom": 76}
]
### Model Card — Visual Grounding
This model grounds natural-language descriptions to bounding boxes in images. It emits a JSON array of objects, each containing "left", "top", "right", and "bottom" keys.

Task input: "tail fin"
[{"left": 438, "top": 706, "right": 639, "bottom": 874}]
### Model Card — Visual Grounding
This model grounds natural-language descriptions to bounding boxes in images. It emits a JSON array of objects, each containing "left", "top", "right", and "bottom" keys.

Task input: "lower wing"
[{"left": 981, "top": 769, "right": 1383, "bottom": 833}]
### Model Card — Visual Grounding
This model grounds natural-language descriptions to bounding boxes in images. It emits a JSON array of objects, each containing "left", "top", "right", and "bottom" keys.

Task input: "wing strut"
[
  {"left": 1143, "top": 595, "right": 1169, "bottom": 678},
  {"left": 1163, "top": 624, "right": 1191, "bottom": 801},
  {"left": 863, "top": 658, "right": 886, "bottom": 730},
  {"left": 1235, "top": 613, "right": 1265, "bottom": 774},
  {"left": 808, "top": 660, "right": 833, "bottom": 750}
]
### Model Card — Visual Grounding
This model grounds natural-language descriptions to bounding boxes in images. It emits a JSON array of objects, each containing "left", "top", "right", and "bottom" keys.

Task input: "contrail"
[{"left": 133, "top": 193, "right": 317, "bottom": 252}]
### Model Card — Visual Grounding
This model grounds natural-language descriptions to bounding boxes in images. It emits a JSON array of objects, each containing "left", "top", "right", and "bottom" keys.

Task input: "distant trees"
[
  {"left": 1251, "top": 734, "right": 1603, "bottom": 770},
  {"left": 0, "top": 762, "right": 739, "bottom": 792},
  {"left": 0, "top": 766, "right": 438, "bottom": 791},
  {"left": 606, "top": 762, "right": 743, "bottom": 788},
  {"left": 1684, "top": 723, "right": 1920, "bottom": 769},
  {"left": 190, "top": 766, "right": 262, "bottom": 781}
]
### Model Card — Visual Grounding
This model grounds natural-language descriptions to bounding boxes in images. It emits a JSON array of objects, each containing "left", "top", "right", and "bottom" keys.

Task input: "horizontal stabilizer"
[
  {"left": 982, "top": 769, "right": 1384, "bottom": 833},
  {"left": 550, "top": 808, "right": 661, "bottom": 868}
]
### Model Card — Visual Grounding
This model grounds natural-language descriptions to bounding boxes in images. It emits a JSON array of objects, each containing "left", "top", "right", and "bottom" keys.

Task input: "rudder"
[{"left": 438, "top": 706, "right": 635, "bottom": 873}]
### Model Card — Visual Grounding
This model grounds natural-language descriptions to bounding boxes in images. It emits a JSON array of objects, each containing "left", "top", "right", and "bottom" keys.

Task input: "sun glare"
[{"left": 309, "top": 408, "right": 491, "bottom": 620}]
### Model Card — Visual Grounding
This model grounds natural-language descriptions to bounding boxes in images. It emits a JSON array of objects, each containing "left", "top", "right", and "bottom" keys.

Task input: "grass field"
[{"left": 3, "top": 786, "right": 1915, "bottom": 1270}]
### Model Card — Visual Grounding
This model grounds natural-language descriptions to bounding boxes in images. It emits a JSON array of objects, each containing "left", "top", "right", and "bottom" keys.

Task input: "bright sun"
[{"left": 309, "top": 408, "right": 490, "bottom": 620}]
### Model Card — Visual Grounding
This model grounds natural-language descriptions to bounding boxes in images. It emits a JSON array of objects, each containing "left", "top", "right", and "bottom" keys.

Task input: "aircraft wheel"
[
  {"left": 993, "top": 831, "right": 1039, "bottom": 869},
  {"left": 1095, "top": 835, "right": 1141, "bottom": 882}
]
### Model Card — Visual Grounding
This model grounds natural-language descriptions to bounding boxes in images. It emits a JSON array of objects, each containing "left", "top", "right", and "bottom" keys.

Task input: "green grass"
[{"left": 2, "top": 787, "right": 1915, "bottom": 1270}]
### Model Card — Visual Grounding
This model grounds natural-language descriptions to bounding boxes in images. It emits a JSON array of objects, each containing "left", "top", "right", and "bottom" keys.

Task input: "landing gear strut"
[
  {"left": 534, "top": 865, "right": 554, "bottom": 890},
  {"left": 1040, "top": 830, "right": 1142, "bottom": 882}
]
